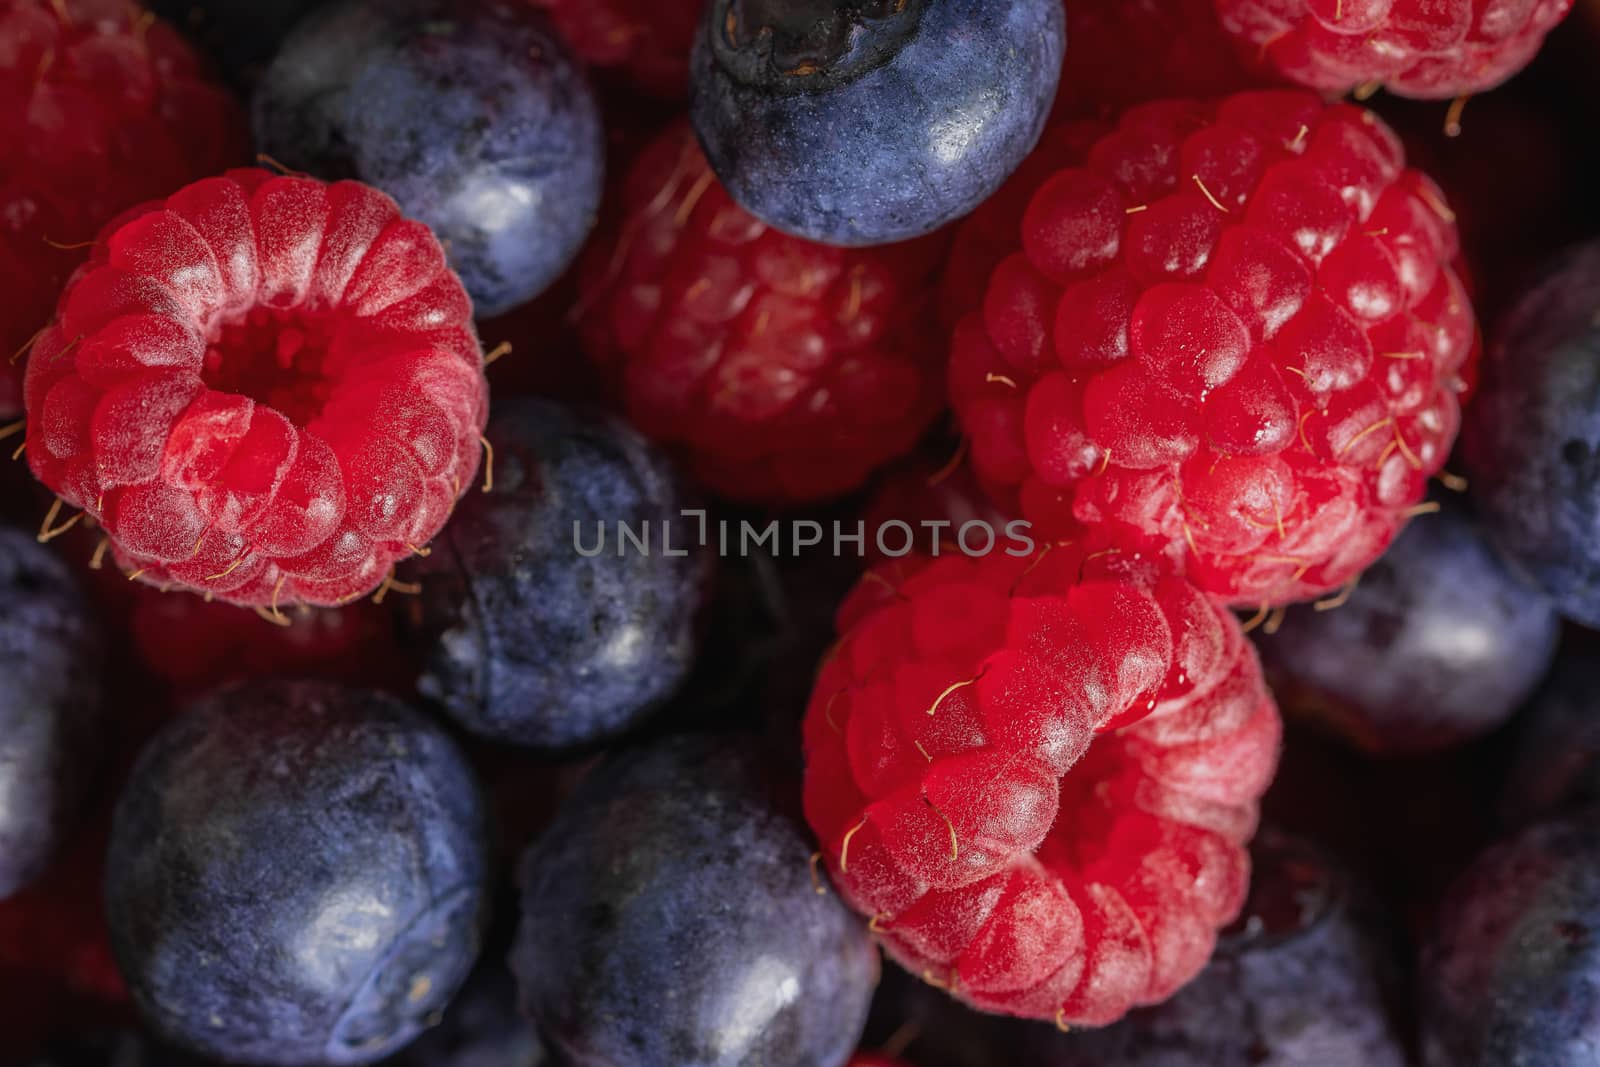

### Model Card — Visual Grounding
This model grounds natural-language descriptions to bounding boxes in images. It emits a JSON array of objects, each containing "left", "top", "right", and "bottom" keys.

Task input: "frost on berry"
[
  {"left": 23, "top": 169, "right": 489, "bottom": 608},
  {"left": 577, "top": 123, "right": 948, "bottom": 503},
  {"left": 803, "top": 547, "right": 1280, "bottom": 1026},
  {"left": 0, "top": 0, "right": 244, "bottom": 418},
  {"left": 1217, "top": 0, "right": 1573, "bottom": 100},
  {"left": 950, "top": 92, "right": 1474, "bottom": 606}
]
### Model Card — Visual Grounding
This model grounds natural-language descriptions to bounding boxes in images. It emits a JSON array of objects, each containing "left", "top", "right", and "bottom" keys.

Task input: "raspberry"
[
  {"left": 803, "top": 547, "right": 1281, "bottom": 1025},
  {"left": 578, "top": 123, "right": 947, "bottom": 503},
  {"left": 949, "top": 91, "right": 1473, "bottom": 606},
  {"left": 1057, "top": 0, "right": 1258, "bottom": 116},
  {"left": 1217, "top": 0, "right": 1573, "bottom": 99},
  {"left": 23, "top": 169, "right": 490, "bottom": 609},
  {"left": 0, "top": 0, "right": 244, "bottom": 418},
  {"left": 530, "top": 0, "right": 702, "bottom": 97}
]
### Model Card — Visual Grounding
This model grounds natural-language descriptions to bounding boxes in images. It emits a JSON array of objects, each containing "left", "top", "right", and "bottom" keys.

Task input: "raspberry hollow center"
[{"left": 203, "top": 307, "right": 343, "bottom": 430}]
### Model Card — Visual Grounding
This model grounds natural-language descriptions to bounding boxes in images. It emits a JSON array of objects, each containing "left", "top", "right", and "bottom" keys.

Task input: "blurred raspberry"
[
  {"left": 578, "top": 123, "right": 948, "bottom": 503},
  {"left": 24, "top": 169, "right": 489, "bottom": 608},
  {"left": 950, "top": 91, "right": 1473, "bottom": 606},
  {"left": 531, "top": 0, "right": 702, "bottom": 97},
  {"left": 804, "top": 547, "right": 1280, "bottom": 1025}
]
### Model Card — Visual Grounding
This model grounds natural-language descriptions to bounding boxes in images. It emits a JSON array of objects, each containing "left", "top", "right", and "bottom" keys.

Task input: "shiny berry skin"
[
  {"left": 803, "top": 546, "right": 1282, "bottom": 1025},
  {"left": 578, "top": 123, "right": 947, "bottom": 503},
  {"left": 23, "top": 168, "right": 490, "bottom": 609},
  {"left": 1217, "top": 0, "right": 1573, "bottom": 100},
  {"left": 531, "top": 0, "right": 703, "bottom": 97},
  {"left": 0, "top": 0, "right": 243, "bottom": 418},
  {"left": 950, "top": 91, "right": 1474, "bottom": 607}
]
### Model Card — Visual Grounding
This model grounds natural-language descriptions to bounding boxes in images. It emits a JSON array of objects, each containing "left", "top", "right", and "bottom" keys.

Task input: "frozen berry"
[
  {"left": 0, "top": 525, "right": 104, "bottom": 900},
  {"left": 950, "top": 90, "right": 1474, "bottom": 606},
  {"left": 512, "top": 735, "right": 879, "bottom": 1067},
  {"left": 1057, "top": 0, "right": 1257, "bottom": 116},
  {"left": 1421, "top": 817, "right": 1600, "bottom": 1066},
  {"left": 1502, "top": 658, "right": 1600, "bottom": 827},
  {"left": 578, "top": 122, "right": 948, "bottom": 503},
  {"left": 689, "top": 0, "right": 1064, "bottom": 245},
  {"left": 105, "top": 681, "right": 491, "bottom": 1065},
  {"left": 0, "top": 0, "right": 243, "bottom": 418},
  {"left": 1257, "top": 496, "right": 1558, "bottom": 754},
  {"left": 23, "top": 168, "right": 490, "bottom": 609},
  {"left": 1465, "top": 238, "right": 1600, "bottom": 627},
  {"left": 804, "top": 546, "right": 1282, "bottom": 1024},
  {"left": 531, "top": 0, "right": 703, "bottom": 98},
  {"left": 1015, "top": 831, "right": 1406, "bottom": 1065},
  {"left": 1217, "top": 0, "right": 1573, "bottom": 100},
  {"left": 254, "top": 0, "right": 604, "bottom": 315},
  {"left": 401, "top": 398, "right": 711, "bottom": 750}
]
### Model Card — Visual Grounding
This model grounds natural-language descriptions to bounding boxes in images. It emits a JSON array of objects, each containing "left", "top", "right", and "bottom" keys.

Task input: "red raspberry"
[
  {"left": 23, "top": 169, "right": 490, "bottom": 609},
  {"left": 1217, "top": 0, "right": 1573, "bottom": 99},
  {"left": 950, "top": 91, "right": 1473, "bottom": 606},
  {"left": 804, "top": 547, "right": 1281, "bottom": 1025},
  {"left": 530, "top": 0, "right": 701, "bottom": 97},
  {"left": 578, "top": 123, "right": 947, "bottom": 503},
  {"left": 1058, "top": 0, "right": 1258, "bottom": 116},
  {"left": 0, "top": 0, "right": 243, "bottom": 418}
]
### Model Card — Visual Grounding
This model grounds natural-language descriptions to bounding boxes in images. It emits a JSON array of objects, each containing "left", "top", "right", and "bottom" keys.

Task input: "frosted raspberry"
[
  {"left": 949, "top": 91, "right": 1473, "bottom": 606},
  {"left": 803, "top": 547, "right": 1281, "bottom": 1025},
  {"left": 23, "top": 169, "right": 489, "bottom": 609},
  {"left": 578, "top": 123, "right": 947, "bottom": 503},
  {"left": 530, "top": 0, "right": 701, "bottom": 97},
  {"left": 1217, "top": 0, "right": 1573, "bottom": 99},
  {"left": 0, "top": 0, "right": 244, "bottom": 418},
  {"left": 1058, "top": 0, "right": 1258, "bottom": 116}
]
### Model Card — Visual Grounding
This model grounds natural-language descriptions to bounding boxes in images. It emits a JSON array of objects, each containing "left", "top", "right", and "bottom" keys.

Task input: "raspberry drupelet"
[
  {"left": 23, "top": 169, "right": 490, "bottom": 609},
  {"left": 577, "top": 123, "right": 947, "bottom": 504},
  {"left": 950, "top": 90, "right": 1474, "bottom": 607},
  {"left": 0, "top": 0, "right": 243, "bottom": 418},
  {"left": 1216, "top": 0, "right": 1573, "bottom": 100},
  {"left": 803, "top": 546, "right": 1281, "bottom": 1026}
]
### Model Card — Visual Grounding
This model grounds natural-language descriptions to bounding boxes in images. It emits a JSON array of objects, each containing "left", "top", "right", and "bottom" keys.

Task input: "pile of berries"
[{"left": 6, "top": 0, "right": 1600, "bottom": 1065}]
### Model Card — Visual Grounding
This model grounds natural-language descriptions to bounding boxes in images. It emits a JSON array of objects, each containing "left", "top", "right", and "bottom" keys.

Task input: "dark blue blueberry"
[
  {"left": 402, "top": 398, "right": 711, "bottom": 751},
  {"left": 511, "top": 735, "right": 879, "bottom": 1067},
  {"left": 1019, "top": 831, "right": 1406, "bottom": 1067},
  {"left": 1502, "top": 658, "right": 1600, "bottom": 827},
  {"left": 0, "top": 525, "right": 103, "bottom": 901},
  {"left": 689, "top": 0, "right": 1064, "bottom": 245},
  {"left": 1465, "top": 239, "right": 1600, "bottom": 627},
  {"left": 1421, "top": 817, "right": 1600, "bottom": 1066},
  {"left": 105, "top": 681, "right": 491, "bottom": 1067},
  {"left": 253, "top": 0, "right": 604, "bottom": 315},
  {"left": 147, "top": 0, "right": 334, "bottom": 89},
  {"left": 385, "top": 965, "right": 543, "bottom": 1067},
  {"left": 1256, "top": 496, "right": 1559, "bottom": 755}
]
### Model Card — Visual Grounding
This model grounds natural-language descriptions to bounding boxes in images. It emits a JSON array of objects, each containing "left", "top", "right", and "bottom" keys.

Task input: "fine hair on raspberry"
[
  {"left": 803, "top": 546, "right": 1281, "bottom": 1026},
  {"left": 950, "top": 90, "right": 1474, "bottom": 607},
  {"left": 23, "top": 168, "right": 489, "bottom": 610}
]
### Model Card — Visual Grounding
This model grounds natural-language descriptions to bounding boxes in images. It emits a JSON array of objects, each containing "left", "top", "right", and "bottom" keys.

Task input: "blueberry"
[
  {"left": 0, "top": 525, "right": 104, "bottom": 901},
  {"left": 105, "top": 681, "right": 491, "bottom": 1066},
  {"left": 1465, "top": 239, "right": 1600, "bottom": 627},
  {"left": 1256, "top": 496, "right": 1559, "bottom": 754},
  {"left": 1019, "top": 831, "right": 1406, "bottom": 1067},
  {"left": 401, "top": 398, "right": 711, "bottom": 751},
  {"left": 689, "top": 0, "right": 1064, "bottom": 245},
  {"left": 1421, "top": 817, "right": 1600, "bottom": 1066},
  {"left": 510, "top": 735, "right": 879, "bottom": 1067},
  {"left": 254, "top": 0, "right": 604, "bottom": 315},
  {"left": 1502, "top": 658, "right": 1600, "bottom": 827},
  {"left": 386, "top": 964, "right": 544, "bottom": 1067}
]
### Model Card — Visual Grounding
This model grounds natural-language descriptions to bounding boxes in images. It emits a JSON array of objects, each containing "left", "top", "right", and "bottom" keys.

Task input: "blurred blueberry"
[
  {"left": 1502, "top": 658, "right": 1600, "bottom": 827},
  {"left": 689, "top": 0, "right": 1064, "bottom": 245},
  {"left": 1020, "top": 831, "right": 1406, "bottom": 1067},
  {"left": 1466, "top": 239, "right": 1600, "bottom": 627},
  {"left": 105, "top": 681, "right": 491, "bottom": 1066},
  {"left": 401, "top": 398, "right": 711, "bottom": 751},
  {"left": 511, "top": 734, "right": 879, "bottom": 1067},
  {"left": 1421, "top": 817, "right": 1600, "bottom": 1066},
  {"left": 1257, "top": 497, "right": 1559, "bottom": 755},
  {"left": 254, "top": 0, "right": 604, "bottom": 315},
  {"left": 0, "top": 525, "right": 103, "bottom": 901}
]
